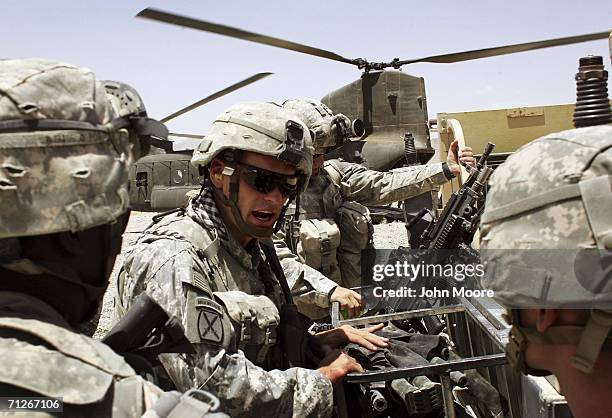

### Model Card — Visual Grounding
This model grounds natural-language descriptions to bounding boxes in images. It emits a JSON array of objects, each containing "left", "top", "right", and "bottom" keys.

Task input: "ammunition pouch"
[
  {"left": 213, "top": 291, "right": 280, "bottom": 365},
  {"left": 297, "top": 219, "right": 341, "bottom": 283},
  {"left": 335, "top": 201, "right": 374, "bottom": 289}
]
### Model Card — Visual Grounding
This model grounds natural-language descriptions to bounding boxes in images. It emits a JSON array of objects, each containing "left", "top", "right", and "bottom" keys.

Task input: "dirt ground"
[{"left": 94, "top": 211, "right": 409, "bottom": 338}]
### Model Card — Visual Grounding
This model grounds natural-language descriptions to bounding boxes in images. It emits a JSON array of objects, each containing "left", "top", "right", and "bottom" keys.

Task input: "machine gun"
[{"left": 410, "top": 142, "right": 495, "bottom": 250}]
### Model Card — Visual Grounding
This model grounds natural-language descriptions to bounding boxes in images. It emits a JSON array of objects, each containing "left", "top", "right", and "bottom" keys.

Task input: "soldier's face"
[
  {"left": 237, "top": 152, "right": 295, "bottom": 228},
  {"left": 211, "top": 152, "right": 296, "bottom": 241}
]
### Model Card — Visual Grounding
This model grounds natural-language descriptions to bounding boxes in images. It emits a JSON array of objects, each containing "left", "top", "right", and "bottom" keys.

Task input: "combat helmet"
[
  {"left": 191, "top": 101, "right": 313, "bottom": 238},
  {"left": 283, "top": 97, "right": 363, "bottom": 154},
  {"left": 479, "top": 124, "right": 612, "bottom": 374},
  {"left": 480, "top": 53, "right": 612, "bottom": 375},
  {"left": 0, "top": 59, "right": 152, "bottom": 239},
  {"left": 103, "top": 80, "right": 169, "bottom": 156}
]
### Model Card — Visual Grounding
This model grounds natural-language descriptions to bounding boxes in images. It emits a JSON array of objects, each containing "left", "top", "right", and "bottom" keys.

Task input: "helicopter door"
[{"left": 130, "top": 161, "right": 153, "bottom": 211}]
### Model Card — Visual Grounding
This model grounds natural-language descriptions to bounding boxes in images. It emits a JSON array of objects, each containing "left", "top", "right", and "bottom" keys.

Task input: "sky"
[{"left": 3, "top": 0, "right": 611, "bottom": 140}]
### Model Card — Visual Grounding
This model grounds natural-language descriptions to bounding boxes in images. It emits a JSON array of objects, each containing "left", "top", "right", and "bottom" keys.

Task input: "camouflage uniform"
[
  {"left": 115, "top": 103, "right": 334, "bottom": 418},
  {"left": 0, "top": 293, "right": 165, "bottom": 417},
  {"left": 278, "top": 98, "right": 453, "bottom": 293},
  {"left": 479, "top": 124, "right": 612, "bottom": 375},
  {"left": 0, "top": 59, "right": 223, "bottom": 417}
]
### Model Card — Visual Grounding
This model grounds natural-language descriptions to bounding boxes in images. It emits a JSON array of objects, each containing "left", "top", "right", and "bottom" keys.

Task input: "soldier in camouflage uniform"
[
  {"left": 275, "top": 98, "right": 475, "bottom": 305},
  {"left": 115, "top": 102, "right": 389, "bottom": 417},
  {"left": 0, "top": 59, "right": 225, "bottom": 417},
  {"left": 479, "top": 124, "right": 612, "bottom": 418}
]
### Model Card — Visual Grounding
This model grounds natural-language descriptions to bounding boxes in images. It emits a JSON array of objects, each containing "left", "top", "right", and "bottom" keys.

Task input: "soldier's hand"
[
  {"left": 313, "top": 323, "right": 389, "bottom": 352},
  {"left": 317, "top": 349, "right": 363, "bottom": 384},
  {"left": 330, "top": 287, "right": 362, "bottom": 318},
  {"left": 446, "top": 139, "right": 476, "bottom": 176}
]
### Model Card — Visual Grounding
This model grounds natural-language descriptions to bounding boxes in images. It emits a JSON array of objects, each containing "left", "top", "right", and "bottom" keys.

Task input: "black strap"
[
  {"left": 287, "top": 193, "right": 301, "bottom": 253},
  {"left": 152, "top": 207, "right": 185, "bottom": 224},
  {"left": 0, "top": 119, "right": 106, "bottom": 133},
  {"left": 260, "top": 242, "right": 294, "bottom": 305}
]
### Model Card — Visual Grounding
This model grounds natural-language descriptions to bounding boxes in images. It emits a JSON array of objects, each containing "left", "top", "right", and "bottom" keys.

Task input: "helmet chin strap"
[
  {"left": 506, "top": 309, "right": 612, "bottom": 376},
  {"left": 211, "top": 163, "right": 292, "bottom": 240}
]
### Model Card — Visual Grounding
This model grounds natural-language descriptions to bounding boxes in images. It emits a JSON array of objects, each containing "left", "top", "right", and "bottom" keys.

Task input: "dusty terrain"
[
  {"left": 94, "top": 211, "right": 156, "bottom": 338},
  {"left": 94, "top": 211, "right": 408, "bottom": 338}
]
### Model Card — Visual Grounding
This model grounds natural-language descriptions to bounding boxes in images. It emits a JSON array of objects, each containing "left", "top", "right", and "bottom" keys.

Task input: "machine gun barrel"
[
  {"left": 472, "top": 166, "right": 494, "bottom": 195},
  {"left": 463, "top": 141, "right": 495, "bottom": 188},
  {"left": 416, "top": 142, "right": 495, "bottom": 250},
  {"left": 477, "top": 142, "right": 495, "bottom": 170}
]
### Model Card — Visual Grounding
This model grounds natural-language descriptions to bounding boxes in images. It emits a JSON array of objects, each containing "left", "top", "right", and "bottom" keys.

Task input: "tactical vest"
[{"left": 287, "top": 163, "right": 374, "bottom": 289}]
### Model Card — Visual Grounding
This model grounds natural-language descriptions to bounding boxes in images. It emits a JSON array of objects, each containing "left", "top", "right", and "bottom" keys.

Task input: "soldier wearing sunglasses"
[{"left": 114, "top": 102, "right": 389, "bottom": 417}]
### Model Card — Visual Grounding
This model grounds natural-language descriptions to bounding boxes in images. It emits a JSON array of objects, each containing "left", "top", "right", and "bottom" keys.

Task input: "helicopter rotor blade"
[
  {"left": 168, "top": 132, "right": 205, "bottom": 139},
  {"left": 160, "top": 72, "right": 273, "bottom": 123},
  {"left": 396, "top": 30, "right": 610, "bottom": 66},
  {"left": 148, "top": 137, "right": 174, "bottom": 152},
  {"left": 137, "top": 8, "right": 355, "bottom": 65}
]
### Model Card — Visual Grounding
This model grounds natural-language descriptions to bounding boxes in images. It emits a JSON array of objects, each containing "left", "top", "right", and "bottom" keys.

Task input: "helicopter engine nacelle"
[
  {"left": 350, "top": 118, "right": 366, "bottom": 138},
  {"left": 322, "top": 70, "right": 435, "bottom": 171},
  {"left": 337, "top": 117, "right": 365, "bottom": 144}
]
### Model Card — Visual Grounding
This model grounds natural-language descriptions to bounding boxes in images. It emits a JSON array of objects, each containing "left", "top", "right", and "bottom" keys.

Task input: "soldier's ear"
[
  {"left": 536, "top": 309, "right": 558, "bottom": 333},
  {"left": 209, "top": 158, "right": 225, "bottom": 189}
]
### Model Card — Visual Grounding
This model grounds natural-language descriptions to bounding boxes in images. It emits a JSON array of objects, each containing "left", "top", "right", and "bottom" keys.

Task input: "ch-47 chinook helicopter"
[
  {"left": 129, "top": 72, "right": 271, "bottom": 211},
  {"left": 134, "top": 7, "right": 609, "bottom": 213}
]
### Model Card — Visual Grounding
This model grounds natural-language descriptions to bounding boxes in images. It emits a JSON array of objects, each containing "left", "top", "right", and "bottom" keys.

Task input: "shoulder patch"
[{"left": 195, "top": 297, "right": 224, "bottom": 345}]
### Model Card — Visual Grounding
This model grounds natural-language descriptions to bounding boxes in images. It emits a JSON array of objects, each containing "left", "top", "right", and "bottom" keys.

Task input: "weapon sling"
[{"left": 260, "top": 242, "right": 311, "bottom": 368}]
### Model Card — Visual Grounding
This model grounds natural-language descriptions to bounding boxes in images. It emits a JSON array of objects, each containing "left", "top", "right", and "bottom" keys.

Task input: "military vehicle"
[
  {"left": 129, "top": 72, "right": 271, "bottom": 211},
  {"left": 436, "top": 103, "right": 577, "bottom": 204},
  {"left": 135, "top": 8, "right": 608, "bottom": 170},
  {"left": 131, "top": 7, "right": 609, "bottom": 217}
]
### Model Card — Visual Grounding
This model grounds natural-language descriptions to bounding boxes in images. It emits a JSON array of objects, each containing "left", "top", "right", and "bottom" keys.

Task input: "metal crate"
[{"left": 334, "top": 297, "right": 571, "bottom": 417}]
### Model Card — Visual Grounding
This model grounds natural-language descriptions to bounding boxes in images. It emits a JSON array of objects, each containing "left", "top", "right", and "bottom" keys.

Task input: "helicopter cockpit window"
[{"left": 136, "top": 172, "right": 148, "bottom": 188}]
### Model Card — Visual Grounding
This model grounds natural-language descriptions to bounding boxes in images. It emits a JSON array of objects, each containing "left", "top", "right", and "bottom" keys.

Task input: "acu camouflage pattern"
[
  {"left": 322, "top": 159, "right": 448, "bottom": 207},
  {"left": 0, "top": 293, "right": 164, "bottom": 417},
  {"left": 191, "top": 102, "right": 313, "bottom": 191},
  {"left": 273, "top": 229, "right": 339, "bottom": 320},
  {"left": 281, "top": 155, "right": 449, "bottom": 290},
  {"left": 103, "top": 80, "right": 148, "bottom": 118},
  {"left": 282, "top": 97, "right": 348, "bottom": 153},
  {"left": 0, "top": 59, "right": 132, "bottom": 238},
  {"left": 277, "top": 98, "right": 450, "bottom": 290},
  {"left": 480, "top": 125, "right": 612, "bottom": 308},
  {"left": 115, "top": 193, "right": 333, "bottom": 418}
]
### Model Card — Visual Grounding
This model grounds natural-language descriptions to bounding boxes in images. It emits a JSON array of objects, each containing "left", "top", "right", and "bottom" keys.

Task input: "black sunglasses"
[{"left": 238, "top": 162, "right": 299, "bottom": 198}]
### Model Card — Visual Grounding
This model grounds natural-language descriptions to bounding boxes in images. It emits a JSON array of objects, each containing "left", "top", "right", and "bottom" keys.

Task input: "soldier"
[
  {"left": 479, "top": 124, "right": 612, "bottom": 418},
  {"left": 275, "top": 98, "right": 475, "bottom": 308},
  {"left": 115, "top": 101, "right": 389, "bottom": 417},
  {"left": 0, "top": 59, "right": 225, "bottom": 416}
]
